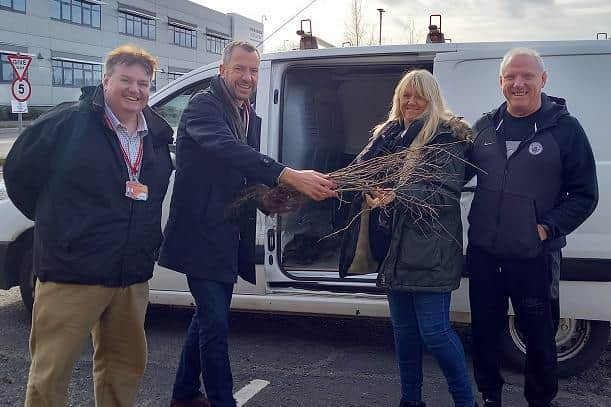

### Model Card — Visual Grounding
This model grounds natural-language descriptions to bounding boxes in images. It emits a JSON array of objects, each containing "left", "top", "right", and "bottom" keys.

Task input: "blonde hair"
[
  {"left": 373, "top": 69, "right": 455, "bottom": 146},
  {"left": 105, "top": 44, "right": 158, "bottom": 78}
]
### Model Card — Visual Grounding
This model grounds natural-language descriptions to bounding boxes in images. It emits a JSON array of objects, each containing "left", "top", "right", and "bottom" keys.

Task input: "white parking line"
[{"left": 234, "top": 379, "right": 270, "bottom": 406}]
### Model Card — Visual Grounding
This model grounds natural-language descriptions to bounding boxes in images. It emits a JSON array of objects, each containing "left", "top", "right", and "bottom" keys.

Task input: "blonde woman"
[{"left": 340, "top": 69, "right": 476, "bottom": 407}]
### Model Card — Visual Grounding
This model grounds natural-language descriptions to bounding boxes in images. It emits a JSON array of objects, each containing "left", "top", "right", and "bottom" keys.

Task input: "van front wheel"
[{"left": 500, "top": 316, "right": 610, "bottom": 377}]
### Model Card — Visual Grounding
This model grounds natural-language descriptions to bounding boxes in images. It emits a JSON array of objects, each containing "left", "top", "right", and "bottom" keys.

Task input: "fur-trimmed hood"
[
  {"left": 355, "top": 116, "right": 472, "bottom": 164},
  {"left": 367, "top": 116, "right": 472, "bottom": 151},
  {"left": 438, "top": 116, "right": 472, "bottom": 142}
]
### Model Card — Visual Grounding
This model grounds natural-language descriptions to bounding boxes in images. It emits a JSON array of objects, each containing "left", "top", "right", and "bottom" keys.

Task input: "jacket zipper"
[
  {"left": 490, "top": 120, "right": 542, "bottom": 254},
  {"left": 492, "top": 164, "right": 510, "bottom": 256},
  {"left": 386, "top": 130, "right": 453, "bottom": 283},
  {"left": 122, "top": 200, "right": 135, "bottom": 287},
  {"left": 103, "top": 122, "right": 135, "bottom": 287}
]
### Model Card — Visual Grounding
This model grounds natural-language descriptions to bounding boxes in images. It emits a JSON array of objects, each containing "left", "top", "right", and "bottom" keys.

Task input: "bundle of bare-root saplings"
[{"left": 230, "top": 142, "right": 469, "bottom": 230}]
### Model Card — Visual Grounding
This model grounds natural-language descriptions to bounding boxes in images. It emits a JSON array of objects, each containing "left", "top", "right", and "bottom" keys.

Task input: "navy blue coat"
[
  {"left": 4, "top": 85, "right": 174, "bottom": 286},
  {"left": 159, "top": 76, "right": 285, "bottom": 284},
  {"left": 467, "top": 94, "right": 598, "bottom": 258}
]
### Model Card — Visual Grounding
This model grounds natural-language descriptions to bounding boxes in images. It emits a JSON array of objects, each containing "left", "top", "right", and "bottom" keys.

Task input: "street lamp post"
[{"left": 377, "top": 8, "right": 385, "bottom": 45}]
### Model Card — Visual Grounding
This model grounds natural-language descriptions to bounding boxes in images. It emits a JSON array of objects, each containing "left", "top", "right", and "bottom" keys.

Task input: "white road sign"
[
  {"left": 11, "top": 99, "right": 28, "bottom": 114},
  {"left": 11, "top": 78, "right": 32, "bottom": 102},
  {"left": 7, "top": 55, "right": 32, "bottom": 80}
]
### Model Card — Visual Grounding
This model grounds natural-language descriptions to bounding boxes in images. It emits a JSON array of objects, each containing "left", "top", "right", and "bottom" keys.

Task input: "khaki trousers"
[{"left": 25, "top": 280, "right": 149, "bottom": 407}]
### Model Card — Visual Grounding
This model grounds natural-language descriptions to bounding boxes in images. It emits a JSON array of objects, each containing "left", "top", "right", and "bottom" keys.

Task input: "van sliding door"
[{"left": 267, "top": 61, "right": 434, "bottom": 287}]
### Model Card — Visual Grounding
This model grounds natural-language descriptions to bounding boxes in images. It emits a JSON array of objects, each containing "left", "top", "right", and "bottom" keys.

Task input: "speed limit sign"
[{"left": 11, "top": 78, "right": 32, "bottom": 102}]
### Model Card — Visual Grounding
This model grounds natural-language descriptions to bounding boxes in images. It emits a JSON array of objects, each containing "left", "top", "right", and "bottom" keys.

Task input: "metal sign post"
[{"left": 8, "top": 54, "right": 33, "bottom": 132}]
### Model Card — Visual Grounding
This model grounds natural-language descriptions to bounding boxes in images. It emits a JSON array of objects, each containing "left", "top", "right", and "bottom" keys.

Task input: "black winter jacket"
[
  {"left": 467, "top": 93, "right": 598, "bottom": 258},
  {"left": 340, "top": 118, "right": 471, "bottom": 293},
  {"left": 4, "top": 85, "right": 174, "bottom": 286},
  {"left": 158, "top": 76, "right": 285, "bottom": 284}
]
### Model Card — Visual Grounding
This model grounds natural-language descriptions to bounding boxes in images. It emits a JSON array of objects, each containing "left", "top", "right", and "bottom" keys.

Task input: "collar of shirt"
[{"left": 104, "top": 103, "right": 148, "bottom": 139}]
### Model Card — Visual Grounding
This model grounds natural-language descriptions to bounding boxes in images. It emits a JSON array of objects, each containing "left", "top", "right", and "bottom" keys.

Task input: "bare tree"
[
  {"left": 391, "top": 15, "right": 427, "bottom": 45},
  {"left": 344, "top": 0, "right": 375, "bottom": 46},
  {"left": 404, "top": 16, "right": 416, "bottom": 44}
]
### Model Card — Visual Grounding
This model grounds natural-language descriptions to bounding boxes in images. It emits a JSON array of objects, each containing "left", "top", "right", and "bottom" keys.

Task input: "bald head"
[
  {"left": 499, "top": 48, "right": 548, "bottom": 117},
  {"left": 500, "top": 48, "right": 545, "bottom": 76}
]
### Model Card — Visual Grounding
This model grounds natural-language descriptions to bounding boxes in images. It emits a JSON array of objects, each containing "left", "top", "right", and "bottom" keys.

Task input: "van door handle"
[{"left": 267, "top": 229, "right": 276, "bottom": 251}]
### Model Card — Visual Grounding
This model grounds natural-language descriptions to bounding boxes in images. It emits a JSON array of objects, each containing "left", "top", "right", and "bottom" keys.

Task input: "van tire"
[
  {"left": 500, "top": 316, "right": 610, "bottom": 377},
  {"left": 18, "top": 245, "right": 36, "bottom": 313}
]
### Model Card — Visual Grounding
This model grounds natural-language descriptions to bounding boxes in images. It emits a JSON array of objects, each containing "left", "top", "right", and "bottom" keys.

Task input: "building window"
[
  {"left": 167, "top": 72, "right": 184, "bottom": 82},
  {"left": 1, "top": 54, "right": 15, "bottom": 83},
  {"left": 0, "top": 0, "right": 26, "bottom": 13},
  {"left": 169, "top": 24, "right": 197, "bottom": 49},
  {"left": 249, "top": 27, "right": 263, "bottom": 41},
  {"left": 52, "top": 59, "right": 102, "bottom": 87},
  {"left": 0, "top": 53, "right": 28, "bottom": 83},
  {"left": 49, "top": 0, "right": 101, "bottom": 29},
  {"left": 118, "top": 11, "right": 156, "bottom": 40},
  {"left": 206, "top": 34, "right": 231, "bottom": 55}
]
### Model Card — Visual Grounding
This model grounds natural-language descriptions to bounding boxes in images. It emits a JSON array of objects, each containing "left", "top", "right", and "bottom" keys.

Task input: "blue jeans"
[
  {"left": 172, "top": 277, "right": 236, "bottom": 407},
  {"left": 387, "top": 290, "right": 474, "bottom": 407}
]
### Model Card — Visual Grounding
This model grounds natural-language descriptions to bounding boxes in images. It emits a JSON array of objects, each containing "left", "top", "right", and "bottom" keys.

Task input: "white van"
[{"left": 1, "top": 40, "right": 610, "bottom": 377}]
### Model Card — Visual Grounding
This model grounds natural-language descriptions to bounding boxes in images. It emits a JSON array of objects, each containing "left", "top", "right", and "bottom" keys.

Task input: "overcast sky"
[{"left": 193, "top": 0, "right": 611, "bottom": 49}]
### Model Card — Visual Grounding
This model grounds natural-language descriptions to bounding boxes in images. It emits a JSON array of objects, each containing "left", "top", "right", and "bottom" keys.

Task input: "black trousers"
[{"left": 467, "top": 244, "right": 558, "bottom": 406}]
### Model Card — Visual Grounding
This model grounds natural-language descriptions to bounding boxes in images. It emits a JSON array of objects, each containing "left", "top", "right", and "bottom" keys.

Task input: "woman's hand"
[{"left": 364, "top": 188, "right": 396, "bottom": 208}]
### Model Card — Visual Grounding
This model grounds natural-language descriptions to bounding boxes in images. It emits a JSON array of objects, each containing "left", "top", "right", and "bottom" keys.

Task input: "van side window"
[{"left": 152, "top": 79, "right": 211, "bottom": 142}]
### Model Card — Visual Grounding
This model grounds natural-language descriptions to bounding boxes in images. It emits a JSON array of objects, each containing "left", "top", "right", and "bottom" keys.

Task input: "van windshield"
[{"left": 279, "top": 63, "right": 433, "bottom": 275}]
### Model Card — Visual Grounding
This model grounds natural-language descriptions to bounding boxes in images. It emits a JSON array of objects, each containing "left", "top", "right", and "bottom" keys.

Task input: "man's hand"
[
  {"left": 537, "top": 224, "right": 549, "bottom": 241},
  {"left": 279, "top": 168, "right": 337, "bottom": 201},
  {"left": 365, "top": 189, "right": 396, "bottom": 208}
]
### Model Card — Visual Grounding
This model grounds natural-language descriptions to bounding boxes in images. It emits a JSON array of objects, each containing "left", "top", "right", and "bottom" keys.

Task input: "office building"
[{"left": 0, "top": 0, "right": 264, "bottom": 108}]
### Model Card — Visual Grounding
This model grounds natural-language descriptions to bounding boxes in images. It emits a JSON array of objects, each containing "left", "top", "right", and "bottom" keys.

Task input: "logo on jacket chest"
[{"left": 528, "top": 142, "right": 543, "bottom": 156}]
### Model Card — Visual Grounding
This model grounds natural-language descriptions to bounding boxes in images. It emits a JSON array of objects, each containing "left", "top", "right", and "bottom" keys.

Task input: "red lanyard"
[
  {"left": 120, "top": 138, "right": 144, "bottom": 180},
  {"left": 104, "top": 112, "right": 144, "bottom": 181}
]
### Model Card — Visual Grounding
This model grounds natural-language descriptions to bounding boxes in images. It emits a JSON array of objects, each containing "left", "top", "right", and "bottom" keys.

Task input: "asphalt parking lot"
[
  {"left": 1, "top": 288, "right": 610, "bottom": 406},
  {"left": 0, "top": 132, "right": 17, "bottom": 161}
]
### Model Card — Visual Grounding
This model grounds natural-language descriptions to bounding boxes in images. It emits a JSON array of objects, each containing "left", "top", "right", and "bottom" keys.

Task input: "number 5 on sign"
[{"left": 11, "top": 78, "right": 32, "bottom": 102}]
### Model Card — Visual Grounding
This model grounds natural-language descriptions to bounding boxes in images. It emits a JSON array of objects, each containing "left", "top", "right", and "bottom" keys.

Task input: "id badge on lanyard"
[
  {"left": 122, "top": 140, "right": 148, "bottom": 201},
  {"left": 105, "top": 113, "right": 149, "bottom": 201}
]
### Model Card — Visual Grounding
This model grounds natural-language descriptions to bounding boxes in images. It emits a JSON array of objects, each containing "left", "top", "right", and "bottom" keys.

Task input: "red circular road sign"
[{"left": 11, "top": 78, "right": 31, "bottom": 102}]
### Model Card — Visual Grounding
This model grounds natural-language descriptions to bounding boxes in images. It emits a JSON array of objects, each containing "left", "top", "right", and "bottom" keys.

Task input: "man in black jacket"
[
  {"left": 466, "top": 48, "right": 598, "bottom": 407},
  {"left": 4, "top": 45, "right": 174, "bottom": 406},
  {"left": 159, "top": 41, "right": 336, "bottom": 407}
]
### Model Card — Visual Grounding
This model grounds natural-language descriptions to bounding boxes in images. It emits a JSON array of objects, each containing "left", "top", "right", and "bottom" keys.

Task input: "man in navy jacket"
[
  {"left": 5, "top": 45, "right": 174, "bottom": 406},
  {"left": 160, "top": 41, "right": 336, "bottom": 407},
  {"left": 466, "top": 48, "right": 598, "bottom": 407}
]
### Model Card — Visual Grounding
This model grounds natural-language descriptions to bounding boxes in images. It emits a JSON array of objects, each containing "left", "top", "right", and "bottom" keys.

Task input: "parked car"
[{"left": 1, "top": 40, "right": 610, "bottom": 377}]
